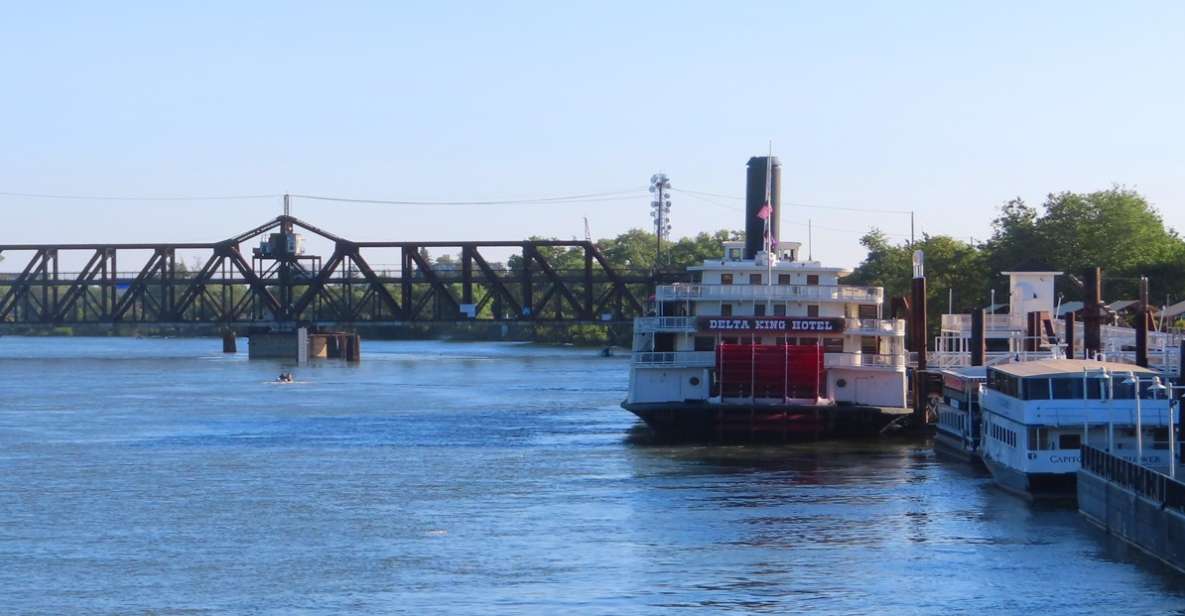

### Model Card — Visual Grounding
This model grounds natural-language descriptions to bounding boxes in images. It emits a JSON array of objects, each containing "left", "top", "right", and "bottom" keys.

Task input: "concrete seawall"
[{"left": 1078, "top": 469, "right": 1185, "bottom": 574}]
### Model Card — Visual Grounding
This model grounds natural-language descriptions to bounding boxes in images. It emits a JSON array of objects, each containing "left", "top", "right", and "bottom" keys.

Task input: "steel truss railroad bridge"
[{"left": 0, "top": 216, "right": 673, "bottom": 329}]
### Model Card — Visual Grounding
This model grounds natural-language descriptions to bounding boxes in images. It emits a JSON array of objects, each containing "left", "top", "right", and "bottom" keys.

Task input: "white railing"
[
  {"left": 940, "top": 313, "right": 1014, "bottom": 333},
  {"left": 845, "top": 318, "right": 905, "bottom": 335},
  {"left": 632, "top": 351, "right": 716, "bottom": 367},
  {"left": 657, "top": 283, "right": 882, "bottom": 303},
  {"left": 632, "top": 316, "right": 697, "bottom": 334},
  {"left": 824, "top": 353, "right": 907, "bottom": 369}
]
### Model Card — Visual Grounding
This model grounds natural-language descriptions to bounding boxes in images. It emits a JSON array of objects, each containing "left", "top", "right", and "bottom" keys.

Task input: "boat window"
[
  {"left": 1140, "top": 381, "right": 1162, "bottom": 400},
  {"left": 755, "top": 304, "right": 766, "bottom": 316},
  {"left": 721, "top": 273, "right": 733, "bottom": 285},
  {"left": 694, "top": 336, "right": 715, "bottom": 351},
  {"left": 1058, "top": 433, "right": 1081, "bottom": 450},
  {"left": 823, "top": 337, "right": 843, "bottom": 353},
  {"left": 858, "top": 304, "right": 878, "bottom": 319},
  {"left": 1023, "top": 378, "right": 1050, "bottom": 400},
  {"left": 749, "top": 273, "right": 762, "bottom": 285},
  {"left": 773, "top": 304, "right": 786, "bottom": 316},
  {"left": 778, "top": 274, "right": 791, "bottom": 285},
  {"left": 807, "top": 274, "right": 819, "bottom": 285},
  {"left": 807, "top": 305, "right": 820, "bottom": 318},
  {"left": 1050, "top": 378, "right": 1083, "bottom": 400},
  {"left": 861, "top": 336, "right": 879, "bottom": 354},
  {"left": 1084, "top": 378, "right": 1104, "bottom": 400},
  {"left": 721, "top": 303, "right": 732, "bottom": 316},
  {"left": 1111, "top": 378, "right": 1135, "bottom": 399}
]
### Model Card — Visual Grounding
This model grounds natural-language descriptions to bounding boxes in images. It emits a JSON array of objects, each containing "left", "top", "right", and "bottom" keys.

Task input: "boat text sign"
[{"left": 696, "top": 317, "right": 845, "bottom": 333}]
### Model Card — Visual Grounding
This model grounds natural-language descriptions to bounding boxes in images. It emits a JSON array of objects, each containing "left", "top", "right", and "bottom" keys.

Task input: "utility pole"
[{"left": 649, "top": 174, "right": 671, "bottom": 268}]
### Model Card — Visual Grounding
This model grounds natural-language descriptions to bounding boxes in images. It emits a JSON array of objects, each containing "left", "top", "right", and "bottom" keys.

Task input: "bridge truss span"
[{"left": 0, "top": 216, "right": 657, "bottom": 328}]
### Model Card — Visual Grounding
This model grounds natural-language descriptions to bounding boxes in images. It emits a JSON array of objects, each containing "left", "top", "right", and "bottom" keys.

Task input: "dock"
[{"left": 1078, "top": 445, "right": 1185, "bottom": 574}]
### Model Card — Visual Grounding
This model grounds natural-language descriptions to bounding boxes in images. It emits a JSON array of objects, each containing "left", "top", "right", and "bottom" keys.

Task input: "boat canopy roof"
[
  {"left": 939, "top": 366, "right": 987, "bottom": 379},
  {"left": 991, "top": 359, "right": 1157, "bottom": 378}
]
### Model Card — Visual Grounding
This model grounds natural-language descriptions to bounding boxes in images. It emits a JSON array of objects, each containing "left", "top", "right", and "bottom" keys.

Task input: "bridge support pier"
[
  {"left": 222, "top": 330, "right": 237, "bottom": 353},
  {"left": 248, "top": 329, "right": 361, "bottom": 362}
]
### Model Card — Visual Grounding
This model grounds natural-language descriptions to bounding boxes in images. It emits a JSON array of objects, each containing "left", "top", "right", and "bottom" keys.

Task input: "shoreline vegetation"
[{"left": 5, "top": 188, "right": 1183, "bottom": 344}]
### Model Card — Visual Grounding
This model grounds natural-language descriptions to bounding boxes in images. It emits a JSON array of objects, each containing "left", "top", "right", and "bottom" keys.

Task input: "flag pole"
[{"left": 764, "top": 143, "right": 774, "bottom": 315}]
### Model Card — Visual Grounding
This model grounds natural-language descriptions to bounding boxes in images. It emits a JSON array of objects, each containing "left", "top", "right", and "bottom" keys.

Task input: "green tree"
[
  {"left": 984, "top": 187, "right": 1185, "bottom": 300},
  {"left": 846, "top": 230, "right": 988, "bottom": 334}
]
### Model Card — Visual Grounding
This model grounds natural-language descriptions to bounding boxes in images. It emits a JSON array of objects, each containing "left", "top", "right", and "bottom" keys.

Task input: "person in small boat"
[{"left": 277, "top": 372, "right": 294, "bottom": 383}]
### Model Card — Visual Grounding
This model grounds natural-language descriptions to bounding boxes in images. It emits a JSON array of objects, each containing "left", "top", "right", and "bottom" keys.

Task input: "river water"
[{"left": 0, "top": 337, "right": 1182, "bottom": 614}]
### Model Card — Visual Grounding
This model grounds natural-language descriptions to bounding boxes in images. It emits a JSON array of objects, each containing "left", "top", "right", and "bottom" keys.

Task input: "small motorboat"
[{"left": 276, "top": 372, "right": 294, "bottom": 384}]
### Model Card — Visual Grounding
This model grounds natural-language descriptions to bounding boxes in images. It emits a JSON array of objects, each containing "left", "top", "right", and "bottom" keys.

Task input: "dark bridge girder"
[{"left": 0, "top": 215, "right": 665, "bottom": 327}]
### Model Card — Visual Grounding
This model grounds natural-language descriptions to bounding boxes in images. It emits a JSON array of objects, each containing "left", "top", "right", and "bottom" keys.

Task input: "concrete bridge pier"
[{"left": 248, "top": 328, "right": 361, "bottom": 362}]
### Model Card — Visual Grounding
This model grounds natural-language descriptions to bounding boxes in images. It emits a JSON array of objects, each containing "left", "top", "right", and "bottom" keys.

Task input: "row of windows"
[
  {"left": 721, "top": 303, "right": 818, "bottom": 317},
  {"left": 989, "top": 369, "right": 1165, "bottom": 401},
  {"left": 720, "top": 273, "right": 820, "bottom": 285},
  {"left": 989, "top": 421, "right": 1018, "bottom": 448},
  {"left": 939, "top": 410, "right": 969, "bottom": 432}
]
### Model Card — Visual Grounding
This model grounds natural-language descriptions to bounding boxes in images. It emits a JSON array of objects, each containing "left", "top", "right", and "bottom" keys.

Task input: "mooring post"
[
  {"left": 970, "top": 308, "right": 985, "bottom": 366},
  {"left": 911, "top": 251, "right": 928, "bottom": 421},
  {"left": 1136, "top": 276, "right": 1149, "bottom": 367},
  {"left": 1063, "top": 311, "right": 1076, "bottom": 359},
  {"left": 1084, "top": 267, "right": 1103, "bottom": 358}
]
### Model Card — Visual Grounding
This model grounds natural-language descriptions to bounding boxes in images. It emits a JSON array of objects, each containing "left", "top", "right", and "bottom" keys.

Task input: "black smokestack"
[{"left": 744, "top": 156, "right": 781, "bottom": 260}]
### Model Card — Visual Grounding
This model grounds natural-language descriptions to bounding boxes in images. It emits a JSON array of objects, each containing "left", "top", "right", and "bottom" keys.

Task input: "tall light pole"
[
  {"left": 1123, "top": 373, "right": 1167, "bottom": 466},
  {"left": 649, "top": 174, "right": 671, "bottom": 268},
  {"left": 1165, "top": 384, "right": 1185, "bottom": 479}
]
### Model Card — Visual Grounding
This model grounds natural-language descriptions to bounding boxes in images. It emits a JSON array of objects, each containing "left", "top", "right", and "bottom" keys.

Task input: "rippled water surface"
[{"left": 1, "top": 336, "right": 1183, "bottom": 614}]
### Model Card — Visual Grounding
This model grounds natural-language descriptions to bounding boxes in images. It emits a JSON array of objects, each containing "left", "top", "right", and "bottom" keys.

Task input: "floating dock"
[{"left": 1078, "top": 445, "right": 1185, "bottom": 574}]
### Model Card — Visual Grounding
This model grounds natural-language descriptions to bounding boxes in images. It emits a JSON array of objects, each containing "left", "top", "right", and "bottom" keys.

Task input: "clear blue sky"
[{"left": 2, "top": 1, "right": 1182, "bottom": 269}]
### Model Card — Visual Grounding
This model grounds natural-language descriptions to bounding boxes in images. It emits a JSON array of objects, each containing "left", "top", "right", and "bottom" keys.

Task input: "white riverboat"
[
  {"left": 622, "top": 156, "right": 911, "bottom": 439},
  {"left": 979, "top": 359, "right": 1173, "bottom": 499}
]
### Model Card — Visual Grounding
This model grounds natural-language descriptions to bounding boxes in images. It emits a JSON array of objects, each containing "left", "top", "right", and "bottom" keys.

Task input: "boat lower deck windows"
[{"left": 1058, "top": 433, "right": 1082, "bottom": 450}]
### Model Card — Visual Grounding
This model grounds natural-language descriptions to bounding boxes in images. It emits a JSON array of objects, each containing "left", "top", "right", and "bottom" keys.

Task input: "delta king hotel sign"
[{"left": 696, "top": 317, "right": 846, "bottom": 334}]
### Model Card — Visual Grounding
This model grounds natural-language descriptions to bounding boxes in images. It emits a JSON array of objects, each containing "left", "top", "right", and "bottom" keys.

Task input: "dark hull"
[
  {"left": 933, "top": 429, "right": 983, "bottom": 466},
  {"left": 623, "top": 400, "right": 911, "bottom": 442},
  {"left": 983, "top": 455, "right": 1077, "bottom": 501}
]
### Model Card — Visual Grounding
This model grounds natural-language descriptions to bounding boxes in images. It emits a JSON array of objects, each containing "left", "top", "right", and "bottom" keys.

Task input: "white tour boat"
[{"left": 979, "top": 359, "right": 1173, "bottom": 499}]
